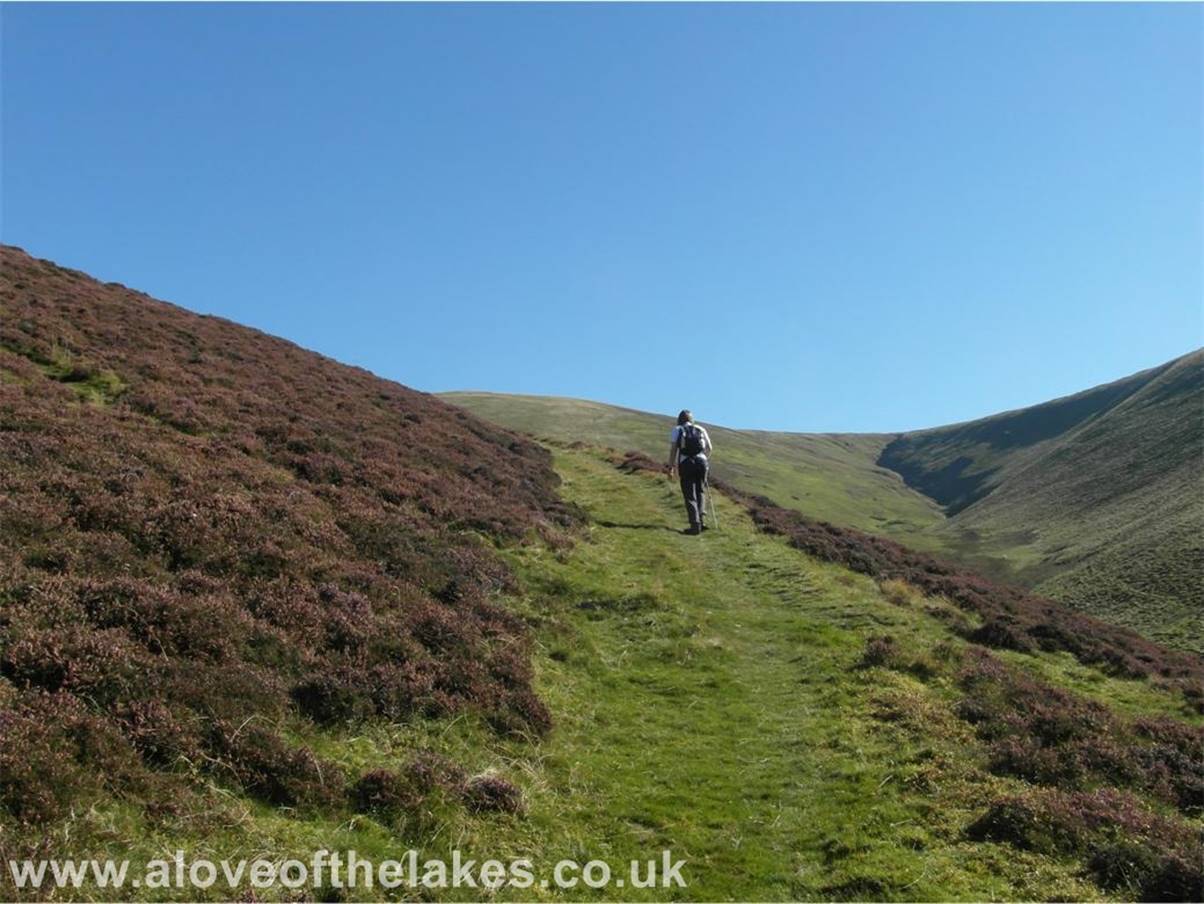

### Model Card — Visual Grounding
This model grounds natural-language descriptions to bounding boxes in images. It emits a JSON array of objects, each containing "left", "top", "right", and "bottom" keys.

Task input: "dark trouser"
[{"left": 678, "top": 455, "right": 708, "bottom": 528}]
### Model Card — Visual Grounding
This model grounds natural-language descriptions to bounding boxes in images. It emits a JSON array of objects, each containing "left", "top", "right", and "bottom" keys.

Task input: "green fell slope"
[
  {"left": 883, "top": 350, "right": 1204, "bottom": 653},
  {"left": 876, "top": 361, "right": 1179, "bottom": 516},
  {"left": 439, "top": 393, "right": 945, "bottom": 541},
  {"left": 23, "top": 445, "right": 1200, "bottom": 901},
  {"left": 443, "top": 352, "right": 1204, "bottom": 653}
]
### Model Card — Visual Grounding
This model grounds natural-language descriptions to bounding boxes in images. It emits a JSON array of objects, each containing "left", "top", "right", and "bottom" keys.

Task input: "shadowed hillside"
[
  {"left": 877, "top": 363, "right": 1177, "bottom": 515},
  {"left": 883, "top": 350, "right": 1204, "bottom": 653}
]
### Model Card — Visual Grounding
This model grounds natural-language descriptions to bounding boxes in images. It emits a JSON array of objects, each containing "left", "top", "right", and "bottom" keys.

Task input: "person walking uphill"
[{"left": 666, "top": 410, "right": 713, "bottom": 535}]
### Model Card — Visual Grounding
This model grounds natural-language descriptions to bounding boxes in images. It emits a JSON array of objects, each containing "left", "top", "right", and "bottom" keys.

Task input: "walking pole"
[{"left": 706, "top": 474, "right": 718, "bottom": 529}]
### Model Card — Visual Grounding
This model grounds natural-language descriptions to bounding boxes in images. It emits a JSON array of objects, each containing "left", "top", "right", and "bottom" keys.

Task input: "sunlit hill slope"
[
  {"left": 444, "top": 354, "right": 1203, "bottom": 653},
  {"left": 1, "top": 247, "right": 1200, "bottom": 901}
]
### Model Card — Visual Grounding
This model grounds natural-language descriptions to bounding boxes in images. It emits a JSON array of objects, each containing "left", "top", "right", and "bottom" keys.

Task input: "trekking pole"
[{"left": 707, "top": 476, "right": 718, "bottom": 529}]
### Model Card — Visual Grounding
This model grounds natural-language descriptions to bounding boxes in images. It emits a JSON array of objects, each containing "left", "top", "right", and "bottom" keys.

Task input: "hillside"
[
  {"left": 0, "top": 245, "right": 578, "bottom": 873},
  {"left": 1, "top": 247, "right": 1201, "bottom": 901},
  {"left": 439, "top": 393, "right": 946, "bottom": 540},
  {"left": 443, "top": 357, "right": 1204, "bottom": 653},
  {"left": 877, "top": 362, "right": 1179, "bottom": 516},
  {"left": 880, "top": 351, "right": 1204, "bottom": 653}
]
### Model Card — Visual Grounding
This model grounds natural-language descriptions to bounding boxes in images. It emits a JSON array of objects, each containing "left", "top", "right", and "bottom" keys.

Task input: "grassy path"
[
  {"left": 475, "top": 448, "right": 1100, "bottom": 901},
  {"left": 441, "top": 392, "right": 947, "bottom": 540}
]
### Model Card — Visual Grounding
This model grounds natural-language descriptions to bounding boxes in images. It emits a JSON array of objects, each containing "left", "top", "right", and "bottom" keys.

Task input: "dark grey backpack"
[{"left": 680, "top": 423, "right": 705, "bottom": 456}]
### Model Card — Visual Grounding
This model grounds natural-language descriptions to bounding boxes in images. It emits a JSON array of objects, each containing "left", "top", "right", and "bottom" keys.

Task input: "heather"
[
  {"left": 739, "top": 487, "right": 1202, "bottom": 695},
  {"left": 955, "top": 648, "right": 1203, "bottom": 815},
  {"left": 615, "top": 451, "right": 1203, "bottom": 703},
  {"left": 0, "top": 246, "right": 579, "bottom": 831},
  {"left": 850, "top": 631, "right": 1203, "bottom": 822},
  {"left": 0, "top": 436, "right": 1198, "bottom": 898},
  {"left": 349, "top": 750, "right": 476, "bottom": 833},
  {"left": 968, "top": 788, "right": 1203, "bottom": 900}
]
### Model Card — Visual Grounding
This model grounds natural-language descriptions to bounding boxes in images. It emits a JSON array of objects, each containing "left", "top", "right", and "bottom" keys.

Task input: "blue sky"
[{"left": 3, "top": 3, "right": 1200, "bottom": 432}]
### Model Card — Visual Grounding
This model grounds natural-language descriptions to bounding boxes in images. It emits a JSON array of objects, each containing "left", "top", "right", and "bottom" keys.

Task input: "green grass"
[
  {"left": 440, "top": 392, "right": 946, "bottom": 541},
  {"left": 486, "top": 448, "right": 1101, "bottom": 900},
  {"left": 443, "top": 351, "right": 1204, "bottom": 655},
  {"left": 1, "top": 338, "right": 129, "bottom": 405},
  {"left": 889, "top": 349, "right": 1204, "bottom": 653},
  {"left": 30, "top": 444, "right": 1196, "bottom": 901}
]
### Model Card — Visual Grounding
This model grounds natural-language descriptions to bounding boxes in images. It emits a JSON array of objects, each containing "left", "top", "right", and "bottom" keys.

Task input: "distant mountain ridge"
[{"left": 444, "top": 349, "right": 1203, "bottom": 651}]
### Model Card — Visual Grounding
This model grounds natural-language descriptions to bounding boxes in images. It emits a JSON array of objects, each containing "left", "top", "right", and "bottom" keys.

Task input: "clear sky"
[{"left": 2, "top": 3, "right": 1200, "bottom": 433}]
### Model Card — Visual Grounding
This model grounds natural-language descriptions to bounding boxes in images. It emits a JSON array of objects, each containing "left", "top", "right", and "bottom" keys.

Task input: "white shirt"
[{"left": 670, "top": 423, "right": 713, "bottom": 463}]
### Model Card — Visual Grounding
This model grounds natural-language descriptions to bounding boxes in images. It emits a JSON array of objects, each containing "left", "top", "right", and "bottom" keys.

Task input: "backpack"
[{"left": 679, "top": 423, "right": 706, "bottom": 457}]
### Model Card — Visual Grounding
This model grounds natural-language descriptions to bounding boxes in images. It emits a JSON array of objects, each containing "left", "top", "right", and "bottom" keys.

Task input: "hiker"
[{"left": 666, "top": 409, "right": 712, "bottom": 534}]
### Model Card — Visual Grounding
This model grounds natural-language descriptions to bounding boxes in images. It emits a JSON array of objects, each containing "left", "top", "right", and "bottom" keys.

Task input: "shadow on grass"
[{"left": 595, "top": 519, "right": 681, "bottom": 533}]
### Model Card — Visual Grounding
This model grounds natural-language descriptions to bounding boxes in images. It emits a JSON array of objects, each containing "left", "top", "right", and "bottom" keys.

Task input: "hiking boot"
[
  {"left": 700, "top": 523, "right": 709, "bottom": 532},
  {"left": 684, "top": 525, "right": 701, "bottom": 536}
]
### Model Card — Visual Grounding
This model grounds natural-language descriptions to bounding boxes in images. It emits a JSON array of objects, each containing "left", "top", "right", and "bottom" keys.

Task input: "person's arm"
[
  {"left": 704, "top": 429, "right": 713, "bottom": 456},
  {"left": 666, "top": 428, "right": 679, "bottom": 475}
]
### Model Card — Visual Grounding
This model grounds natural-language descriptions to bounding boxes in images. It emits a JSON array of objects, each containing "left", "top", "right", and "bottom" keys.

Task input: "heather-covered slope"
[{"left": 0, "top": 245, "right": 579, "bottom": 836}]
